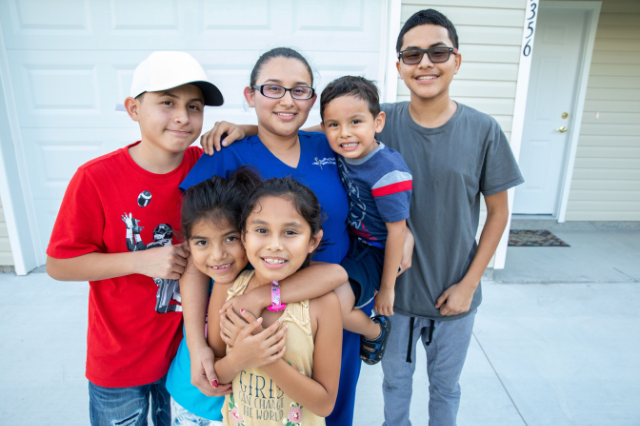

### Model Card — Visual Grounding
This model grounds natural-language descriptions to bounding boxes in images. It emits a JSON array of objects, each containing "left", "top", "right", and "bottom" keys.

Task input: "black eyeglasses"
[
  {"left": 253, "top": 84, "right": 315, "bottom": 100},
  {"left": 398, "top": 47, "right": 458, "bottom": 65}
]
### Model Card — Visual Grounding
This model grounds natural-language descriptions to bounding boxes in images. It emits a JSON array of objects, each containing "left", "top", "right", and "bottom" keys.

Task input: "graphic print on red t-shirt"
[{"left": 121, "top": 212, "right": 182, "bottom": 314}]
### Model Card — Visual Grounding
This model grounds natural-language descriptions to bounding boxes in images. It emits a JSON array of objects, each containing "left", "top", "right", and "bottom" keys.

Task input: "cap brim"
[{"left": 190, "top": 81, "right": 224, "bottom": 107}]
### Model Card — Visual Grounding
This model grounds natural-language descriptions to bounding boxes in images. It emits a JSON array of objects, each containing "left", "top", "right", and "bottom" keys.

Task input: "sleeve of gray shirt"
[{"left": 480, "top": 119, "right": 525, "bottom": 196}]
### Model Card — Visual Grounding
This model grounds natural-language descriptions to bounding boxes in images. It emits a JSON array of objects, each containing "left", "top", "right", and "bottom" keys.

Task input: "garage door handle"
[{"left": 556, "top": 126, "right": 568, "bottom": 133}]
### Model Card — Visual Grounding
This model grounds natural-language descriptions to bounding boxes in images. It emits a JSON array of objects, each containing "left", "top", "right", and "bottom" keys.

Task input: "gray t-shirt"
[{"left": 378, "top": 102, "right": 524, "bottom": 320}]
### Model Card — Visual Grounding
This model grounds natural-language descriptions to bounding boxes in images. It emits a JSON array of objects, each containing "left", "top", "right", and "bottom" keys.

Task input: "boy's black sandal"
[{"left": 360, "top": 315, "right": 392, "bottom": 365}]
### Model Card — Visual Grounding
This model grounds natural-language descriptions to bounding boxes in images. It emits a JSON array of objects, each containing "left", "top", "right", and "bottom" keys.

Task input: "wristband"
[{"left": 267, "top": 280, "right": 286, "bottom": 312}]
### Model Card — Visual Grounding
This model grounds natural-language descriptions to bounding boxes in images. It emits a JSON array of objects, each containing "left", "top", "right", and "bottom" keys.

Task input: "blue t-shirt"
[
  {"left": 338, "top": 142, "right": 412, "bottom": 247},
  {"left": 165, "top": 131, "right": 350, "bottom": 420}
]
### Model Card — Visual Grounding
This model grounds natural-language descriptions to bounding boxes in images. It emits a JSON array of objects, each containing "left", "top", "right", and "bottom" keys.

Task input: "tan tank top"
[{"left": 221, "top": 270, "right": 324, "bottom": 426}]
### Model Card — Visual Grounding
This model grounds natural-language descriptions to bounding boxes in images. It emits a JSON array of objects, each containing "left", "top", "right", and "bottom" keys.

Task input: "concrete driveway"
[{"left": 2, "top": 238, "right": 639, "bottom": 426}]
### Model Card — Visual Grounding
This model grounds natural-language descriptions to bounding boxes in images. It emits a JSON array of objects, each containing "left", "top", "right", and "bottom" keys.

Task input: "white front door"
[
  {"left": 514, "top": 5, "right": 588, "bottom": 215},
  {"left": 0, "top": 0, "right": 384, "bottom": 256}
]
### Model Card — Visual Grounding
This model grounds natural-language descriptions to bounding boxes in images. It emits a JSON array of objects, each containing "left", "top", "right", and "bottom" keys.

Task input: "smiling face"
[
  {"left": 322, "top": 95, "right": 386, "bottom": 160},
  {"left": 396, "top": 24, "right": 461, "bottom": 103},
  {"left": 127, "top": 84, "right": 204, "bottom": 155},
  {"left": 189, "top": 217, "right": 248, "bottom": 285},
  {"left": 242, "top": 195, "right": 322, "bottom": 284},
  {"left": 244, "top": 57, "right": 316, "bottom": 139}
]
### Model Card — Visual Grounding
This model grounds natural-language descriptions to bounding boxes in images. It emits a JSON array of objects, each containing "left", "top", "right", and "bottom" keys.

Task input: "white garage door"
[{"left": 0, "top": 0, "right": 386, "bottom": 259}]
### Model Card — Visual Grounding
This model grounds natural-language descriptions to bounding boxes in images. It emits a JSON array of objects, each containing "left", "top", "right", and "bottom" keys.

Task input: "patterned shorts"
[{"left": 171, "top": 398, "right": 223, "bottom": 426}]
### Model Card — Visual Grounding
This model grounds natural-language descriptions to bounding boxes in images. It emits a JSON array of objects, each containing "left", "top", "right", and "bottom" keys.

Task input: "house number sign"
[{"left": 523, "top": 0, "right": 539, "bottom": 57}]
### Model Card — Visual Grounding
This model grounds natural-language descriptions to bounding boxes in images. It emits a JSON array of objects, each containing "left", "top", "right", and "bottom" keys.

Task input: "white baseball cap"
[{"left": 130, "top": 51, "right": 224, "bottom": 106}]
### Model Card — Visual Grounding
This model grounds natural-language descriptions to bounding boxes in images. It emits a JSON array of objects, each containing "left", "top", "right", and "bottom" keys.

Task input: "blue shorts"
[{"left": 341, "top": 236, "right": 385, "bottom": 309}]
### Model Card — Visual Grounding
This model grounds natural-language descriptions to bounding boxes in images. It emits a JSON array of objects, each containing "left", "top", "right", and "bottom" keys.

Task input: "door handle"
[{"left": 556, "top": 126, "right": 568, "bottom": 133}]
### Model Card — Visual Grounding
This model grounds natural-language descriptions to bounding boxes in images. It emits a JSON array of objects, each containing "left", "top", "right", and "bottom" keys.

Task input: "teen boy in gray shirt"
[{"left": 377, "top": 9, "right": 524, "bottom": 426}]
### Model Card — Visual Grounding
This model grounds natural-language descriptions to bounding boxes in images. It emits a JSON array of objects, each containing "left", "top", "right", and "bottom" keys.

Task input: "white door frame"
[
  {"left": 0, "top": 21, "right": 42, "bottom": 275},
  {"left": 547, "top": 1, "right": 602, "bottom": 223},
  {"left": 383, "top": 0, "right": 402, "bottom": 102},
  {"left": 495, "top": 0, "right": 601, "bottom": 269}
]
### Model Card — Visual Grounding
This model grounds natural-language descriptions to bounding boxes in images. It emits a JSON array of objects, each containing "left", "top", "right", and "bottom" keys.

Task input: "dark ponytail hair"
[
  {"left": 181, "top": 167, "right": 262, "bottom": 240},
  {"left": 240, "top": 177, "right": 325, "bottom": 269},
  {"left": 249, "top": 47, "right": 314, "bottom": 89}
]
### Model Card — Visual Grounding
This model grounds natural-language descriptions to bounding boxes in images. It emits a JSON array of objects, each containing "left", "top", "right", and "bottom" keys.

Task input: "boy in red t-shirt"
[{"left": 46, "top": 51, "right": 224, "bottom": 426}]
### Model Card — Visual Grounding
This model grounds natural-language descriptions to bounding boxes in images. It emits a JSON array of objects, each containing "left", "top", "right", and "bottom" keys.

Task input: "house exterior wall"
[{"left": 562, "top": 0, "right": 640, "bottom": 221}]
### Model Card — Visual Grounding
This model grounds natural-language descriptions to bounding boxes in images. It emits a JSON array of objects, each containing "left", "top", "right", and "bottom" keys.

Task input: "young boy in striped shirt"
[{"left": 320, "top": 76, "right": 413, "bottom": 365}]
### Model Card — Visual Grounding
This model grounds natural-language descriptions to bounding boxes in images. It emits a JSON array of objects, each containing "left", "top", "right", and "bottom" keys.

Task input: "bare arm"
[
  {"left": 199, "top": 122, "right": 259, "bottom": 155},
  {"left": 207, "top": 281, "right": 234, "bottom": 358},
  {"left": 375, "top": 220, "right": 407, "bottom": 316},
  {"left": 46, "top": 244, "right": 188, "bottom": 282},
  {"left": 262, "top": 292, "right": 342, "bottom": 417},
  {"left": 220, "top": 262, "right": 348, "bottom": 318},
  {"left": 213, "top": 316, "right": 287, "bottom": 385},
  {"left": 200, "top": 122, "right": 326, "bottom": 155},
  {"left": 181, "top": 257, "right": 232, "bottom": 396},
  {"left": 435, "top": 190, "right": 509, "bottom": 315},
  {"left": 399, "top": 225, "right": 414, "bottom": 275}
]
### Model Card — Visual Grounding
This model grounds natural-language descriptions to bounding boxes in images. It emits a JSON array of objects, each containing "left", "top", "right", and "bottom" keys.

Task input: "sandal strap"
[{"left": 360, "top": 315, "right": 392, "bottom": 365}]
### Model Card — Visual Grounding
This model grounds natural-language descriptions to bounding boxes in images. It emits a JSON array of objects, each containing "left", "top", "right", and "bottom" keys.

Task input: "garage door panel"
[
  {"left": 202, "top": 0, "right": 272, "bottom": 31},
  {"left": 21, "top": 128, "right": 140, "bottom": 200},
  {"left": 195, "top": 1, "right": 381, "bottom": 51},
  {"left": 108, "top": 0, "right": 182, "bottom": 32},
  {"left": 19, "top": 65, "right": 101, "bottom": 115},
  {"left": 2, "top": 0, "right": 92, "bottom": 35},
  {"left": 2, "top": 0, "right": 381, "bottom": 52}
]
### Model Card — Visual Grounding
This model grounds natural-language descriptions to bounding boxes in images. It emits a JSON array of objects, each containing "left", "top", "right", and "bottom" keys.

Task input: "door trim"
[
  {"left": 0, "top": 20, "right": 42, "bottom": 275},
  {"left": 495, "top": 0, "right": 541, "bottom": 269},
  {"left": 544, "top": 2, "right": 601, "bottom": 222},
  {"left": 383, "top": 0, "right": 402, "bottom": 103}
]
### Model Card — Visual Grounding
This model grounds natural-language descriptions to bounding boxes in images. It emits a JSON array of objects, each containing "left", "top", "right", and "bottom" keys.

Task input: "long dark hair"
[
  {"left": 181, "top": 167, "right": 262, "bottom": 240},
  {"left": 240, "top": 177, "right": 325, "bottom": 269}
]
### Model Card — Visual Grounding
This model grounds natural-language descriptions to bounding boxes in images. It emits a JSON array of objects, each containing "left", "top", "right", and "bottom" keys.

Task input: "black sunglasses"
[
  {"left": 398, "top": 47, "right": 458, "bottom": 65},
  {"left": 253, "top": 84, "right": 315, "bottom": 100}
]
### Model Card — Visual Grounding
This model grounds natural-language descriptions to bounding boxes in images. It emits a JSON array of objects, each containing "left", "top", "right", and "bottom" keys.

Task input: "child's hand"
[
  {"left": 231, "top": 318, "right": 287, "bottom": 370},
  {"left": 189, "top": 344, "right": 232, "bottom": 397},
  {"left": 138, "top": 244, "right": 189, "bottom": 280},
  {"left": 219, "top": 290, "right": 265, "bottom": 319},
  {"left": 374, "top": 287, "right": 395, "bottom": 316},
  {"left": 200, "top": 121, "right": 246, "bottom": 155},
  {"left": 220, "top": 308, "right": 263, "bottom": 347}
]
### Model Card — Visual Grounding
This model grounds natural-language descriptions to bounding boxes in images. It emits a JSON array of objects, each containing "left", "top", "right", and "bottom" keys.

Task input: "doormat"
[{"left": 508, "top": 230, "right": 570, "bottom": 247}]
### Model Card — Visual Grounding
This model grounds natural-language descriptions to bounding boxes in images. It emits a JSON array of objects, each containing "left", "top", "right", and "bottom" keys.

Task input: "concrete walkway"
[{"left": 2, "top": 241, "right": 639, "bottom": 425}]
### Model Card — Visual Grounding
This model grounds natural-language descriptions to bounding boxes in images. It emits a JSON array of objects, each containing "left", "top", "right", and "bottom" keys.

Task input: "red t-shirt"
[{"left": 47, "top": 142, "right": 202, "bottom": 387}]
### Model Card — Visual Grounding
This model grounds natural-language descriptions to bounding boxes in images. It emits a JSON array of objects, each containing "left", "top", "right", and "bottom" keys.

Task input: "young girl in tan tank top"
[{"left": 208, "top": 177, "right": 343, "bottom": 426}]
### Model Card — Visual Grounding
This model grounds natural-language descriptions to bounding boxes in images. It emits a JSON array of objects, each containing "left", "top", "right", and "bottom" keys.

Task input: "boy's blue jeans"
[
  {"left": 89, "top": 375, "right": 171, "bottom": 426},
  {"left": 381, "top": 310, "right": 476, "bottom": 426}
]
